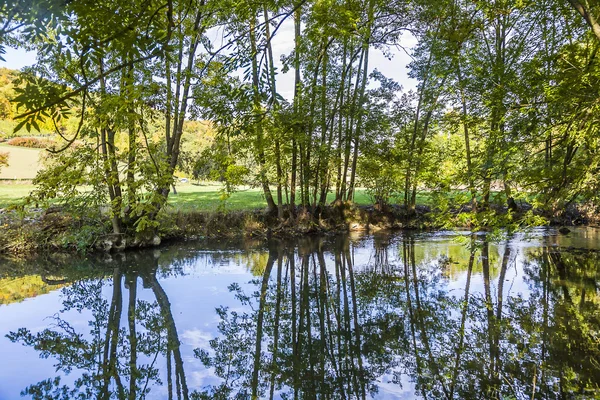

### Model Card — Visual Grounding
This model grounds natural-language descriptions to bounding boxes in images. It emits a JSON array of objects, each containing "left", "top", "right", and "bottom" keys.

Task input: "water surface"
[{"left": 0, "top": 228, "right": 599, "bottom": 399}]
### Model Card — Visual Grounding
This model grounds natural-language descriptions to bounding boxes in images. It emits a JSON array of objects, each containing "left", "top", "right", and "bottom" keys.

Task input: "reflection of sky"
[
  {"left": 0, "top": 227, "right": 598, "bottom": 399},
  {"left": 0, "top": 258, "right": 256, "bottom": 400}
]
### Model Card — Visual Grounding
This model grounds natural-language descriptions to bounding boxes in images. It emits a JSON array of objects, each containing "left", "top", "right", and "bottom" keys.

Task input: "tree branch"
[
  {"left": 568, "top": 0, "right": 600, "bottom": 41},
  {"left": 14, "top": 51, "right": 160, "bottom": 120}
]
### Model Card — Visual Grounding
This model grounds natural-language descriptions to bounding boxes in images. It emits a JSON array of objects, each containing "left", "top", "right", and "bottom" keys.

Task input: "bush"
[
  {"left": 0, "top": 98, "right": 11, "bottom": 119},
  {"left": 7, "top": 137, "right": 55, "bottom": 148},
  {"left": 0, "top": 151, "right": 8, "bottom": 170}
]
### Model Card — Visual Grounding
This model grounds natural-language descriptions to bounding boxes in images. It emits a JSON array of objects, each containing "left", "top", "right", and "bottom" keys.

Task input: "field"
[
  {"left": 165, "top": 184, "right": 374, "bottom": 212},
  {"left": 0, "top": 119, "right": 55, "bottom": 140},
  {"left": 0, "top": 142, "right": 380, "bottom": 210},
  {"left": 0, "top": 181, "right": 379, "bottom": 210},
  {"left": 0, "top": 133, "right": 421, "bottom": 212},
  {"left": 0, "top": 141, "right": 378, "bottom": 210},
  {"left": 0, "top": 140, "right": 429, "bottom": 210},
  {"left": 0, "top": 183, "right": 35, "bottom": 207},
  {"left": 0, "top": 143, "right": 43, "bottom": 180}
]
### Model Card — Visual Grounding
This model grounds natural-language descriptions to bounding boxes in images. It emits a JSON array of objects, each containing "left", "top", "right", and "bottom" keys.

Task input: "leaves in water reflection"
[
  {"left": 7, "top": 234, "right": 600, "bottom": 399},
  {"left": 8, "top": 252, "right": 189, "bottom": 400},
  {"left": 195, "top": 235, "right": 600, "bottom": 399}
]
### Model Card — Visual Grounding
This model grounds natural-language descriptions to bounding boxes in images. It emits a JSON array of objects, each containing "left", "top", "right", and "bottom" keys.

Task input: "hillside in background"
[
  {"left": 0, "top": 68, "right": 58, "bottom": 140},
  {"left": 0, "top": 67, "right": 215, "bottom": 181}
]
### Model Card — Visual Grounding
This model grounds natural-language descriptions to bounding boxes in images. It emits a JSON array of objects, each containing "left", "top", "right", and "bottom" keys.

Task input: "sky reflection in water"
[{"left": 0, "top": 227, "right": 599, "bottom": 399}]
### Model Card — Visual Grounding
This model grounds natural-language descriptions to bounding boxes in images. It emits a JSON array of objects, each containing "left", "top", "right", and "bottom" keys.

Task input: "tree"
[
  {"left": 11, "top": 0, "right": 217, "bottom": 241},
  {"left": 567, "top": 0, "right": 600, "bottom": 40},
  {"left": 8, "top": 0, "right": 600, "bottom": 229}
]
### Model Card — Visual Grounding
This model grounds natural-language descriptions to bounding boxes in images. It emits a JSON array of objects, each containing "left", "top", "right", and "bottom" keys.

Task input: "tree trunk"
[
  {"left": 568, "top": 0, "right": 600, "bottom": 41},
  {"left": 249, "top": 16, "right": 277, "bottom": 212},
  {"left": 263, "top": 5, "right": 284, "bottom": 220}
]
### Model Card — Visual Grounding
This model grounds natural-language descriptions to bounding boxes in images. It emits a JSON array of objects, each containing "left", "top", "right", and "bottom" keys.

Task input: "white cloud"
[{"left": 181, "top": 328, "right": 213, "bottom": 349}]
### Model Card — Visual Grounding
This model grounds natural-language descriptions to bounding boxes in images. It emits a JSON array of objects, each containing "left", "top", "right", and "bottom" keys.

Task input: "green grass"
[
  {"left": 0, "top": 183, "right": 35, "bottom": 207},
  {"left": 0, "top": 120, "right": 19, "bottom": 139},
  {"left": 165, "top": 184, "right": 442, "bottom": 211},
  {"left": 0, "top": 181, "right": 380, "bottom": 211},
  {"left": 0, "top": 119, "right": 55, "bottom": 140},
  {"left": 1, "top": 178, "right": 484, "bottom": 211},
  {"left": 167, "top": 184, "right": 375, "bottom": 212},
  {"left": 167, "top": 184, "right": 268, "bottom": 211}
]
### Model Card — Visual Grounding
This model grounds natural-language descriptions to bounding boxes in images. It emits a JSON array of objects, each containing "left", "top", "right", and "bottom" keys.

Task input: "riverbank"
[
  {"left": 1, "top": 200, "right": 598, "bottom": 256},
  {"left": 0, "top": 202, "right": 426, "bottom": 255}
]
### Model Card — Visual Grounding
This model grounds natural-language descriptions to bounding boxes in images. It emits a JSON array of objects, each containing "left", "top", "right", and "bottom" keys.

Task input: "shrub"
[
  {"left": 7, "top": 137, "right": 55, "bottom": 148},
  {"left": 0, "top": 151, "right": 8, "bottom": 171},
  {"left": 0, "top": 98, "right": 11, "bottom": 119}
]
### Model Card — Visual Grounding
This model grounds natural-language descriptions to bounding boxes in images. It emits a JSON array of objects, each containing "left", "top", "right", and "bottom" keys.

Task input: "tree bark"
[{"left": 568, "top": 0, "right": 600, "bottom": 41}]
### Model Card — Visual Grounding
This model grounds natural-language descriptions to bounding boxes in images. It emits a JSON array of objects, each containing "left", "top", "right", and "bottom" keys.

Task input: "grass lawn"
[
  {"left": 164, "top": 184, "right": 439, "bottom": 211},
  {"left": 0, "top": 183, "right": 36, "bottom": 207},
  {"left": 0, "top": 143, "right": 44, "bottom": 180},
  {"left": 166, "top": 183, "right": 375, "bottom": 211},
  {"left": 2, "top": 174, "right": 472, "bottom": 212},
  {"left": 0, "top": 119, "right": 55, "bottom": 139},
  {"left": 0, "top": 181, "right": 381, "bottom": 210},
  {"left": 167, "top": 184, "right": 268, "bottom": 211}
]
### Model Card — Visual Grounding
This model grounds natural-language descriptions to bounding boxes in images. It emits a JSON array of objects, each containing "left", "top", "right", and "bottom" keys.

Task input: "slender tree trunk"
[
  {"left": 340, "top": 45, "right": 363, "bottom": 200},
  {"left": 456, "top": 61, "right": 477, "bottom": 210},
  {"left": 150, "top": 6, "right": 207, "bottom": 221},
  {"left": 335, "top": 41, "right": 348, "bottom": 201},
  {"left": 249, "top": 16, "right": 277, "bottom": 212},
  {"left": 290, "top": 6, "right": 302, "bottom": 212},
  {"left": 263, "top": 5, "right": 284, "bottom": 219},
  {"left": 125, "top": 54, "right": 137, "bottom": 215},
  {"left": 348, "top": 0, "right": 375, "bottom": 200},
  {"left": 98, "top": 59, "right": 122, "bottom": 235},
  {"left": 313, "top": 37, "right": 330, "bottom": 211}
]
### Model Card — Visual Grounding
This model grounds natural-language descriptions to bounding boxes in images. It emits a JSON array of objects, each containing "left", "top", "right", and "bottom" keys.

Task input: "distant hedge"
[{"left": 7, "top": 137, "right": 55, "bottom": 149}]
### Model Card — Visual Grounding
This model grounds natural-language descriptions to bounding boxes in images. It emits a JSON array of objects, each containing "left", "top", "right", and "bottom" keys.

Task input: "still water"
[{"left": 0, "top": 228, "right": 599, "bottom": 399}]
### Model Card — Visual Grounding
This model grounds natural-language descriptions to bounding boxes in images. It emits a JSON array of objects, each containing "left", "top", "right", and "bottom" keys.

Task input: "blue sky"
[{"left": 1, "top": 46, "right": 37, "bottom": 70}]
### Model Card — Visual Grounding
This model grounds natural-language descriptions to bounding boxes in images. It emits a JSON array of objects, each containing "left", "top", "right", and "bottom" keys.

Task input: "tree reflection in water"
[
  {"left": 7, "top": 251, "right": 190, "bottom": 400},
  {"left": 7, "top": 233, "right": 600, "bottom": 399},
  {"left": 195, "top": 234, "right": 600, "bottom": 399}
]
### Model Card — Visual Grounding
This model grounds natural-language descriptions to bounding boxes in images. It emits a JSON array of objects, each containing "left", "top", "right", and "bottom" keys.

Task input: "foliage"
[
  {"left": 4, "top": 0, "right": 217, "bottom": 240},
  {"left": 358, "top": 140, "right": 400, "bottom": 208},
  {"left": 0, "top": 151, "right": 7, "bottom": 172},
  {"left": 4, "top": 0, "right": 600, "bottom": 234},
  {"left": 191, "top": 137, "right": 250, "bottom": 204},
  {"left": 6, "top": 137, "right": 55, "bottom": 148}
]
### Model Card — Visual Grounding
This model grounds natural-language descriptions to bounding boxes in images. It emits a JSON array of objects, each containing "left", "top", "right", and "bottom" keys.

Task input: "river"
[{"left": 0, "top": 228, "right": 599, "bottom": 399}]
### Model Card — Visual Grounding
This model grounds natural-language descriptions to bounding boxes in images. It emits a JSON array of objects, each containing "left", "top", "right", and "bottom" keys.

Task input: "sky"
[
  {"left": 0, "top": 23, "right": 418, "bottom": 101},
  {"left": 1, "top": 46, "right": 37, "bottom": 70}
]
